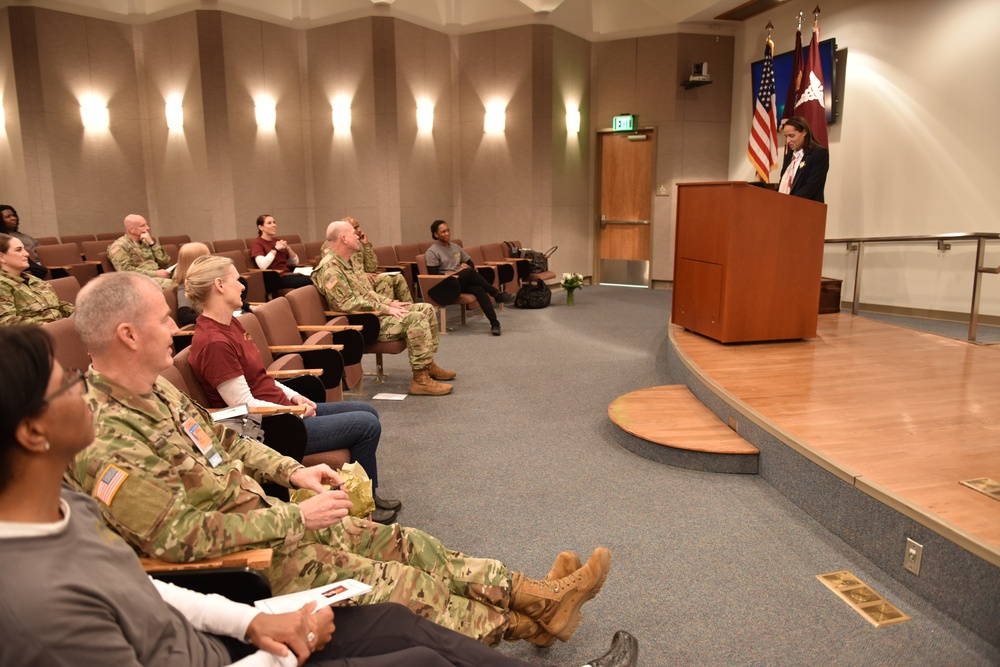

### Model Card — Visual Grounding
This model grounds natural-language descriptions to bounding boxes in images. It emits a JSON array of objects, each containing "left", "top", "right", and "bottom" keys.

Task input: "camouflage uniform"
[
  {"left": 67, "top": 369, "right": 511, "bottom": 645},
  {"left": 0, "top": 270, "right": 74, "bottom": 325},
  {"left": 353, "top": 241, "right": 412, "bottom": 302},
  {"left": 107, "top": 234, "right": 172, "bottom": 287},
  {"left": 313, "top": 251, "right": 438, "bottom": 369}
]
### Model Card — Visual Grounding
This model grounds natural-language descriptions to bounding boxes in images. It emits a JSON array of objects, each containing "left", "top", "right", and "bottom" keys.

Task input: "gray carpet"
[{"left": 353, "top": 286, "right": 1000, "bottom": 667}]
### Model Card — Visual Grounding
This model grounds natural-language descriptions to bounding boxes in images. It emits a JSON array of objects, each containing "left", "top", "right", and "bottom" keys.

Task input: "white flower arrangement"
[{"left": 560, "top": 272, "right": 584, "bottom": 291}]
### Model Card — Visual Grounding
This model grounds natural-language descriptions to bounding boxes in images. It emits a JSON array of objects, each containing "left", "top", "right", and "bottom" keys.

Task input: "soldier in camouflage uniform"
[
  {"left": 343, "top": 216, "right": 412, "bottom": 302},
  {"left": 0, "top": 234, "right": 74, "bottom": 325},
  {"left": 107, "top": 214, "right": 173, "bottom": 287},
  {"left": 66, "top": 272, "right": 612, "bottom": 649},
  {"left": 314, "top": 220, "right": 454, "bottom": 396}
]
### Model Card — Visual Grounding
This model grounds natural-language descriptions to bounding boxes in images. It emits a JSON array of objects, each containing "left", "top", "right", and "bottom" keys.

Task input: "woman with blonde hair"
[
  {"left": 172, "top": 242, "right": 211, "bottom": 326},
  {"left": 184, "top": 255, "right": 400, "bottom": 523}
]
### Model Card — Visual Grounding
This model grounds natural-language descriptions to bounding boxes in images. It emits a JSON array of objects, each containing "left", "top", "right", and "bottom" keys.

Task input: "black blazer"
[{"left": 779, "top": 145, "right": 829, "bottom": 203}]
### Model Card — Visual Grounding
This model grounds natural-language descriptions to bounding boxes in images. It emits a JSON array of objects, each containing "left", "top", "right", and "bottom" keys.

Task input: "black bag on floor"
[{"left": 515, "top": 279, "right": 551, "bottom": 309}]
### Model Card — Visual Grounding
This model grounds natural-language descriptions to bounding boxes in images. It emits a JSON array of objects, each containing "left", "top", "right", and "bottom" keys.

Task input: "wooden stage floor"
[{"left": 671, "top": 314, "right": 1000, "bottom": 567}]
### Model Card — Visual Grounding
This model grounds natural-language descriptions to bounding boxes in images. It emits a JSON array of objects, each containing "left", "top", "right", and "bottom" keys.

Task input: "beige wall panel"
[
  {"left": 549, "top": 204, "right": 591, "bottom": 277},
  {"left": 680, "top": 120, "right": 731, "bottom": 183},
  {"left": 456, "top": 31, "right": 495, "bottom": 121},
  {"left": 457, "top": 119, "right": 495, "bottom": 207},
  {"left": 551, "top": 30, "right": 590, "bottom": 208},
  {"left": 0, "top": 9, "right": 31, "bottom": 225},
  {"left": 636, "top": 34, "right": 678, "bottom": 124},
  {"left": 137, "top": 15, "right": 215, "bottom": 237},
  {"left": 593, "top": 40, "right": 636, "bottom": 126},
  {"left": 677, "top": 34, "right": 734, "bottom": 124}
]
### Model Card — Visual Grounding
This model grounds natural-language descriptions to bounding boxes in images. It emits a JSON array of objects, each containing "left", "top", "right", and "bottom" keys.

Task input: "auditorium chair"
[
  {"left": 161, "top": 243, "right": 180, "bottom": 265},
  {"left": 35, "top": 243, "right": 100, "bottom": 287},
  {"left": 285, "top": 285, "right": 404, "bottom": 384},
  {"left": 392, "top": 243, "right": 421, "bottom": 299},
  {"left": 212, "top": 238, "right": 247, "bottom": 253},
  {"left": 481, "top": 242, "right": 519, "bottom": 295},
  {"left": 98, "top": 251, "right": 115, "bottom": 275},
  {"left": 59, "top": 234, "right": 97, "bottom": 254},
  {"left": 95, "top": 232, "right": 122, "bottom": 240},
  {"left": 42, "top": 317, "right": 91, "bottom": 372},
  {"left": 35, "top": 236, "right": 59, "bottom": 246},
  {"left": 464, "top": 245, "right": 500, "bottom": 293},
  {"left": 417, "top": 241, "right": 434, "bottom": 254},
  {"left": 304, "top": 240, "right": 325, "bottom": 263},
  {"left": 80, "top": 239, "right": 113, "bottom": 262},
  {"left": 212, "top": 249, "right": 268, "bottom": 303},
  {"left": 252, "top": 297, "right": 347, "bottom": 403},
  {"left": 158, "top": 234, "right": 191, "bottom": 246},
  {"left": 415, "top": 254, "right": 480, "bottom": 331},
  {"left": 508, "top": 240, "right": 556, "bottom": 283},
  {"left": 274, "top": 290, "right": 366, "bottom": 393},
  {"left": 47, "top": 276, "right": 81, "bottom": 305}
]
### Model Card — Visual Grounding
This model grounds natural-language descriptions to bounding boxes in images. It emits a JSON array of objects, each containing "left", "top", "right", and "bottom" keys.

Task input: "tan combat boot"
[
  {"left": 409, "top": 367, "right": 453, "bottom": 396},
  {"left": 545, "top": 551, "right": 582, "bottom": 581},
  {"left": 427, "top": 359, "right": 456, "bottom": 381},
  {"left": 509, "top": 546, "right": 611, "bottom": 642}
]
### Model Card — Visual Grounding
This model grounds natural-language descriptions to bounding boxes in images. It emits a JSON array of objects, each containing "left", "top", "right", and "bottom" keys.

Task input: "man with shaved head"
[{"left": 107, "top": 214, "right": 172, "bottom": 287}]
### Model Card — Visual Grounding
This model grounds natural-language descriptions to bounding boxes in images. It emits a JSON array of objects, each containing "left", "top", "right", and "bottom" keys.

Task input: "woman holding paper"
[{"left": 0, "top": 325, "right": 638, "bottom": 667}]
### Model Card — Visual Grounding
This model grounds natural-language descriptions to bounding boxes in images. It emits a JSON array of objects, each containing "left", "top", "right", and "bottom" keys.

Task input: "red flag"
[
  {"left": 781, "top": 28, "right": 804, "bottom": 122},
  {"left": 747, "top": 38, "right": 779, "bottom": 182},
  {"left": 794, "top": 23, "right": 829, "bottom": 147}
]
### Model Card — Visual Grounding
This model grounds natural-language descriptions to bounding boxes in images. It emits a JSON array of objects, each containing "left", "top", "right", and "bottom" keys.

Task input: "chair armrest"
[
  {"left": 172, "top": 330, "right": 195, "bottom": 338},
  {"left": 297, "top": 324, "right": 364, "bottom": 333},
  {"left": 267, "top": 368, "right": 324, "bottom": 378},
  {"left": 140, "top": 548, "right": 273, "bottom": 573},
  {"left": 248, "top": 405, "right": 307, "bottom": 416},
  {"left": 323, "top": 310, "right": 380, "bottom": 317},
  {"left": 269, "top": 344, "right": 344, "bottom": 353}
]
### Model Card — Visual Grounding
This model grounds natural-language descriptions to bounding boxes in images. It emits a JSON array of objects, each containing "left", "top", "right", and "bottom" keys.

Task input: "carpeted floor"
[{"left": 352, "top": 285, "right": 1000, "bottom": 667}]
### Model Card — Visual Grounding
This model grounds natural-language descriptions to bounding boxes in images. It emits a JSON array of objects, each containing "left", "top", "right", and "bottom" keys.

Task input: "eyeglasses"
[{"left": 43, "top": 368, "right": 88, "bottom": 404}]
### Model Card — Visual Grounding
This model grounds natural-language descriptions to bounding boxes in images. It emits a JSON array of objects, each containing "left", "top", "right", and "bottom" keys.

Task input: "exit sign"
[{"left": 612, "top": 114, "right": 635, "bottom": 132}]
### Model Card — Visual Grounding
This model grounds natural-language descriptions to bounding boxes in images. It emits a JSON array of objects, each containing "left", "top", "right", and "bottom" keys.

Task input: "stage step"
[{"left": 608, "top": 385, "right": 759, "bottom": 474}]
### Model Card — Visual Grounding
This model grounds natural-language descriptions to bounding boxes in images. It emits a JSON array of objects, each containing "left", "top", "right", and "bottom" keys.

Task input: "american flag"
[
  {"left": 747, "top": 38, "right": 779, "bottom": 182},
  {"left": 95, "top": 464, "right": 128, "bottom": 505}
]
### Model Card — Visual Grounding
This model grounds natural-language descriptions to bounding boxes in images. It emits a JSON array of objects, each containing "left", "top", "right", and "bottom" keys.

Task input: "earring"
[{"left": 43, "top": 442, "right": 51, "bottom": 452}]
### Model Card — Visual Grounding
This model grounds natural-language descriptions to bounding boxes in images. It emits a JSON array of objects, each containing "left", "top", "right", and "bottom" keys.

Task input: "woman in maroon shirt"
[{"left": 251, "top": 214, "right": 313, "bottom": 293}]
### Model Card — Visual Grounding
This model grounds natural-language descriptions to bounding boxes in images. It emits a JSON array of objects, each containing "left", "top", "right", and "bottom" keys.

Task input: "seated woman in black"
[{"left": 424, "top": 220, "right": 514, "bottom": 337}]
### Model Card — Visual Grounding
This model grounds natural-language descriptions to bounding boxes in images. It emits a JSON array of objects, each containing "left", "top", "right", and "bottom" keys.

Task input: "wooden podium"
[{"left": 672, "top": 182, "right": 827, "bottom": 343}]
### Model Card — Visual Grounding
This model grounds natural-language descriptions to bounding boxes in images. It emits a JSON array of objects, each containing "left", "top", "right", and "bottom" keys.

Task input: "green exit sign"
[{"left": 612, "top": 114, "right": 635, "bottom": 132}]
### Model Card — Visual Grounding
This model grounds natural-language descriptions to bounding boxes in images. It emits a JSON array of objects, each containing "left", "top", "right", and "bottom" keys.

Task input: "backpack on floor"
[{"left": 515, "top": 279, "right": 552, "bottom": 309}]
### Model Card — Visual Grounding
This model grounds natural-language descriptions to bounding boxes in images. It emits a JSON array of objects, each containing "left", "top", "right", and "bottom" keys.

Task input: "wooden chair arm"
[
  {"left": 248, "top": 405, "right": 307, "bottom": 415},
  {"left": 323, "top": 310, "right": 380, "bottom": 317},
  {"left": 172, "top": 330, "right": 195, "bottom": 338},
  {"left": 297, "top": 324, "right": 364, "bottom": 332},
  {"left": 83, "top": 260, "right": 102, "bottom": 265},
  {"left": 267, "top": 368, "right": 324, "bottom": 378},
  {"left": 140, "top": 548, "right": 273, "bottom": 573},
  {"left": 269, "top": 344, "right": 344, "bottom": 353}
]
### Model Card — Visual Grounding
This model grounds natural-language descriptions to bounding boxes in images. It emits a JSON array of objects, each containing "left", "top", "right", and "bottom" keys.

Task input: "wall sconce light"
[
  {"left": 332, "top": 96, "right": 352, "bottom": 132},
  {"left": 80, "top": 94, "right": 109, "bottom": 130},
  {"left": 255, "top": 96, "right": 276, "bottom": 130},
  {"left": 165, "top": 97, "right": 183, "bottom": 130},
  {"left": 416, "top": 100, "right": 434, "bottom": 134},
  {"left": 484, "top": 100, "right": 506, "bottom": 134},
  {"left": 566, "top": 107, "right": 581, "bottom": 134}
]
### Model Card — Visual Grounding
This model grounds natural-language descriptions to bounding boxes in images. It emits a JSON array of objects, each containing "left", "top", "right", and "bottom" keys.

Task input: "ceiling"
[{"left": 2, "top": 0, "right": 761, "bottom": 41}]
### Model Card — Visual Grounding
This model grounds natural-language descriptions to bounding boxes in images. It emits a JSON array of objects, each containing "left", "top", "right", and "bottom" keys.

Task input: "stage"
[{"left": 614, "top": 313, "right": 1000, "bottom": 646}]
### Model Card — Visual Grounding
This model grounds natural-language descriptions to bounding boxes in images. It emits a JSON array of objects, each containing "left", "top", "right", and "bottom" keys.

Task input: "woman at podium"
[{"left": 778, "top": 116, "right": 829, "bottom": 203}]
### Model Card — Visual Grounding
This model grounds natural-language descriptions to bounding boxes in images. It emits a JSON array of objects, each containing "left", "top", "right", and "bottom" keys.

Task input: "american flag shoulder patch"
[
  {"left": 94, "top": 464, "right": 128, "bottom": 506},
  {"left": 325, "top": 277, "right": 339, "bottom": 291}
]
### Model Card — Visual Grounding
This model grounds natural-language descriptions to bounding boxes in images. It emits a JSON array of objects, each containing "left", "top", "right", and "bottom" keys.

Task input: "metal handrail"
[{"left": 823, "top": 233, "right": 1000, "bottom": 342}]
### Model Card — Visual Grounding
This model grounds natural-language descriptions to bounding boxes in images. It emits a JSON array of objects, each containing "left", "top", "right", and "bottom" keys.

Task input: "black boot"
[{"left": 584, "top": 631, "right": 638, "bottom": 667}]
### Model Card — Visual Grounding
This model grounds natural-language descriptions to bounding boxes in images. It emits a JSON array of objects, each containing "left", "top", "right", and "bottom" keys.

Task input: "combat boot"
[
  {"left": 409, "top": 367, "right": 453, "bottom": 396},
  {"left": 427, "top": 359, "right": 456, "bottom": 381},
  {"left": 509, "top": 546, "right": 611, "bottom": 642},
  {"left": 545, "top": 551, "right": 582, "bottom": 581}
]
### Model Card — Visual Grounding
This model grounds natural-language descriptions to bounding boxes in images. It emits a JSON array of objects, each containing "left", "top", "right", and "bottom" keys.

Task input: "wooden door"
[{"left": 598, "top": 130, "right": 655, "bottom": 287}]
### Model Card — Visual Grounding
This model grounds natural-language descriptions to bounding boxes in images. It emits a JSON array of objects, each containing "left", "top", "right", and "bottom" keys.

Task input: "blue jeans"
[{"left": 303, "top": 401, "right": 382, "bottom": 489}]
